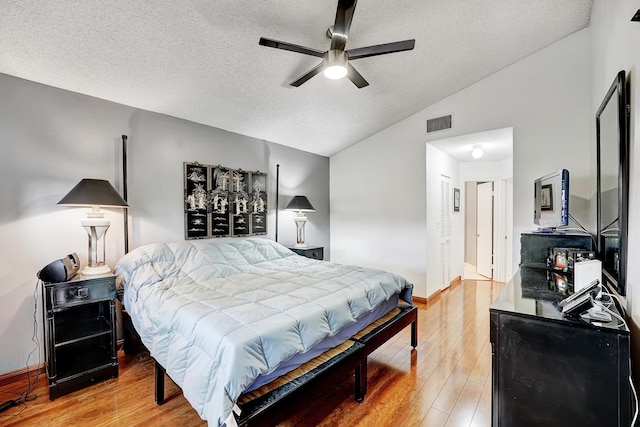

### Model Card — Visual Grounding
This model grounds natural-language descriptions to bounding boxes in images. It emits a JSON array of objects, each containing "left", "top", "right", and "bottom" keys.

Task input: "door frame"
[
  {"left": 462, "top": 178, "right": 512, "bottom": 283},
  {"left": 440, "top": 175, "right": 452, "bottom": 290}
]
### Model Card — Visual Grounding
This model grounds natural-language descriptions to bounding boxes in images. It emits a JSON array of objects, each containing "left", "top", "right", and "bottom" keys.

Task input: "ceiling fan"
[{"left": 259, "top": 0, "right": 415, "bottom": 88}]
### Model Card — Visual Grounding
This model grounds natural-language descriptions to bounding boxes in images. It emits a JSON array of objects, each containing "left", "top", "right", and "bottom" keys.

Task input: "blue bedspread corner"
[{"left": 400, "top": 283, "right": 413, "bottom": 305}]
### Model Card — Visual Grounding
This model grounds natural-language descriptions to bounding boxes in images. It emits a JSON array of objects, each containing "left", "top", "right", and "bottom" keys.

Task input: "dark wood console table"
[{"left": 490, "top": 268, "right": 630, "bottom": 426}]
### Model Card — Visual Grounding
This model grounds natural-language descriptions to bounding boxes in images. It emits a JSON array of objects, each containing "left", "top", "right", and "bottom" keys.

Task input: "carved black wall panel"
[
  {"left": 250, "top": 172, "right": 268, "bottom": 235},
  {"left": 230, "top": 170, "right": 250, "bottom": 236},
  {"left": 184, "top": 162, "right": 267, "bottom": 239},
  {"left": 211, "top": 166, "right": 231, "bottom": 237},
  {"left": 184, "top": 163, "right": 210, "bottom": 239}
]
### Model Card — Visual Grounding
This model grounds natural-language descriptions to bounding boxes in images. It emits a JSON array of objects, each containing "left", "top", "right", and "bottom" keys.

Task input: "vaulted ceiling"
[{"left": 0, "top": 1, "right": 593, "bottom": 156}]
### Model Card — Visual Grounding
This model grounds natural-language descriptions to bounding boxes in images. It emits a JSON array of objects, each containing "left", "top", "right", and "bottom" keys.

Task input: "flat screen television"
[{"left": 534, "top": 169, "right": 569, "bottom": 230}]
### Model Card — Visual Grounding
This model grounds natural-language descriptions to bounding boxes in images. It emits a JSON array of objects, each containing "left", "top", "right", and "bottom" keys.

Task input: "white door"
[
  {"left": 440, "top": 176, "right": 451, "bottom": 290},
  {"left": 477, "top": 181, "right": 493, "bottom": 279}
]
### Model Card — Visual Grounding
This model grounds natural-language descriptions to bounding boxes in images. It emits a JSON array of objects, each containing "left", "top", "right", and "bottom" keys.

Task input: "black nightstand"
[
  {"left": 42, "top": 273, "right": 118, "bottom": 399},
  {"left": 289, "top": 246, "right": 324, "bottom": 260}
]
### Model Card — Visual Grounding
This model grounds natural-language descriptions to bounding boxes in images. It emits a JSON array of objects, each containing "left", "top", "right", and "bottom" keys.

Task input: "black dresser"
[{"left": 490, "top": 266, "right": 630, "bottom": 426}]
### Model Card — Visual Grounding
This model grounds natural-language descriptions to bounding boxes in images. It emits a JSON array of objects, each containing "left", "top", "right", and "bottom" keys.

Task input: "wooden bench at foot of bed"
[
  {"left": 351, "top": 304, "right": 418, "bottom": 400},
  {"left": 154, "top": 341, "right": 364, "bottom": 426},
  {"left": 237, "top": 340, "right": 364, "bottom": 426},
  {"left": 153, "top": 305, "right": 418, "bottom": 426}
]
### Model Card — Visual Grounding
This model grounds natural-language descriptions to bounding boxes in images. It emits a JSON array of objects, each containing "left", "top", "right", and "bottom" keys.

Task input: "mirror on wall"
[{"left": 596, "top": 70, "right": 629, "bottom": 296}]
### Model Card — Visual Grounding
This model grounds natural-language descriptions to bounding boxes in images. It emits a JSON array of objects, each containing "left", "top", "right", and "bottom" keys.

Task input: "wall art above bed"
[{"left": 184, "top": 162, "right": 267, "bottom": 239}]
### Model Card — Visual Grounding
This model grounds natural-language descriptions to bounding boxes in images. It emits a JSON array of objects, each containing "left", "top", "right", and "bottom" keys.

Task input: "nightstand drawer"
[
  {"left": 289, "top": 246, "right": 324, "bottom": 260},
  {"left": 306, "top": 248, "right": 324, "bottom": 260},
  {"left": 46, "top": 276, "right": 116, "bottom": 310}
]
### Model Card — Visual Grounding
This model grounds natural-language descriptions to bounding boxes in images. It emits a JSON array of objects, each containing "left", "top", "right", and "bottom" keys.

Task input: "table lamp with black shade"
[
  {"left": 58, "top": 178, "right": 128, "bottom": 276},
  {"left": 285, "top": 195, "right": 315, "bottom": 248}
]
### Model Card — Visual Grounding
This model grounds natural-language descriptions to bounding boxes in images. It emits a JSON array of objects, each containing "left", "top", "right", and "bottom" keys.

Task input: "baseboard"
[
  {"left": 425, "top": 289, "right": 442, "bottom": 305},
  {"left": 0, "top": 363, "right": 45, "bottom": 388},
  {"left": 417, "top": 276, "right": 463, "bottom": 306},
  {"left": 412, "top": 295, "right": 427, "bottom": 305}
]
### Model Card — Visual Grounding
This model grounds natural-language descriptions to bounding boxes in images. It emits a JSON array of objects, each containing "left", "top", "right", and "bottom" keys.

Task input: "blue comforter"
[{"left": 115, "top": 237, "right": 412, "bottom": 426}]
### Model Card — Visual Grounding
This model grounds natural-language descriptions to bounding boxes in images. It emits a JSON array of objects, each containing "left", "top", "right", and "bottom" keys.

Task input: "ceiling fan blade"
[
  {"left": 290, "top": 62, "right": 325, "bottom": 87},
  {"left": 259, "top": 37, "right": 325, "bottom": 58},
  {"left": 330, "top": 0, "right": 357, "bottom": 52},
  {"left": 347, "top": 39, "right": 415, "bottom": 60},
  {"left": 346, "top": 63, "right": 369, "bottom": 88}
]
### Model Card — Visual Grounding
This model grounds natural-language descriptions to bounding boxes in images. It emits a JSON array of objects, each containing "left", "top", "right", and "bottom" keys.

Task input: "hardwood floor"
[{"left": 0, "top": 279, "right": 505, "bottom": 427}]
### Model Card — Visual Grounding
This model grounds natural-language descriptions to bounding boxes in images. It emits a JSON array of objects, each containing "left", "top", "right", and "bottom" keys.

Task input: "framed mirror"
[{"left": 596, "top": 70, "right": 629, "bottom": 295}]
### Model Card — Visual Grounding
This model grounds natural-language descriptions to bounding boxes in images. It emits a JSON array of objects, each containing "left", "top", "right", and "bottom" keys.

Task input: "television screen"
[{"left": 534, "top": 169, "right": 569, "bottom": 229}]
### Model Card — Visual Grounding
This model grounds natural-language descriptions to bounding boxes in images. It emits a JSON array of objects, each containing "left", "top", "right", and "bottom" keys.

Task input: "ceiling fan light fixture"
[
  {"left": 324, "top": 64, "right": 348, "bottom": 80},
  {"left": 259, "top": 0, "right": 414, "bottom": 88},
  {"left": 323, "top": 50, "right": 348, "bottom": 80},
  {"left": 471, "top": 144, "right": 484, "bottom": 159}
]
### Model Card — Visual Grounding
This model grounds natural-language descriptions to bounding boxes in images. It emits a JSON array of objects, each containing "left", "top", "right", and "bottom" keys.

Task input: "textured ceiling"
[
  {"left": 430, "top": 127, "right": 513, "bottom": 162},
  {"left": 0, "top": 1, "right": 593, "bottom": 157}
]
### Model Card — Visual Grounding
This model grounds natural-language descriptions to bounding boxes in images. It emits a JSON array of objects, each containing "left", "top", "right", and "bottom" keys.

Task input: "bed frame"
[{"left": 151, "top": 304, "right": 417, "bottom": 426}]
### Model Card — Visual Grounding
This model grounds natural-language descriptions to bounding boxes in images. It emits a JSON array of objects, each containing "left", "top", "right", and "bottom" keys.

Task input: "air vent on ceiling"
[{"left": 426, "top": 114, "right": 453, "bottom": 134}]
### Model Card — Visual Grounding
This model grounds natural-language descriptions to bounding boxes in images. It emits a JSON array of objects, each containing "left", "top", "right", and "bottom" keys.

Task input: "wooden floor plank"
[{"left": 0, "top": 279, "right": 504, "bottom": 426}]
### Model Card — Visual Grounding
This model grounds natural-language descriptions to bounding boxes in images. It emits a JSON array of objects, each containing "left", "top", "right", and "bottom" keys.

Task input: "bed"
[{"left": 115, "top": 237, "right": 415, "bottom": 426}]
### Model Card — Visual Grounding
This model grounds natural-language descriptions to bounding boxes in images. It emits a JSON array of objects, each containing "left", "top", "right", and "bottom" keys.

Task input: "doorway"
[
  {"left": 465, "top": 181, "right": 494, "bottom": 280},
  {"left": 426, "top": 127, "right": 514, "bottom": 293}
]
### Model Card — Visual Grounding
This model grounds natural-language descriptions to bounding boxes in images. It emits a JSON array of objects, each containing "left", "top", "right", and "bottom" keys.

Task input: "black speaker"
[{"left": 37, "top": 253, "right": 80, "bottom": 283}]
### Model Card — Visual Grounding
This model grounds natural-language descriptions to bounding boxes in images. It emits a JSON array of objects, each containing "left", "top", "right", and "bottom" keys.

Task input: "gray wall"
[{"left": 0, "top": 73, "right": 329, "bottom": 375}]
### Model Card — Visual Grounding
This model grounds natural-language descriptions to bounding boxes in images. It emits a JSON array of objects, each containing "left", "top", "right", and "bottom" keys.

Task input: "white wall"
[
  {"left": 330, "top": 126, "right": 427, "bottom": 292},
  {"left": 459, "top": 157, "right": 513, "bottom": 183},
  {"left": 0, "top": 73, "right": 330, "bottom": 375},
  {"left": 589, "top": 1, "right": 640, "bottom": 328},
  {"left": 331, "top": 29, "right": 590, "bottom": 298}
]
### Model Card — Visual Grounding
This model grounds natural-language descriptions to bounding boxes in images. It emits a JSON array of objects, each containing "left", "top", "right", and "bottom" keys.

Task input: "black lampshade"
[
  {"left": 57, "top": 179, "right": 128, "bottom": 207},
  {"left": 285, "top": 195, "right": 315, "bottom": 212}
]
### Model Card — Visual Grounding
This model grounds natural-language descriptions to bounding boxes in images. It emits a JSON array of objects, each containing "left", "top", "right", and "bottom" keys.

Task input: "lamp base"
[
  {"left": 82, "top": 265, "right": 111, "bottom": 276},
  {"left": 293, "top": 215, "right": 308, "bottom": 249}
]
